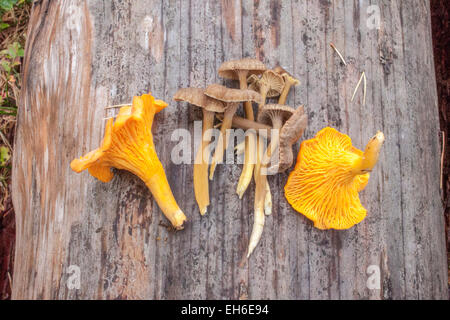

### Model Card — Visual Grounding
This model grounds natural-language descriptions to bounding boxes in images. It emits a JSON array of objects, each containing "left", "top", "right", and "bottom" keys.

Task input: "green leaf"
[
  {"left": 0, "top": 106, "right": 17, "bottom": 116},
  {"left": 0, "top": 146, "right": 11, "bottom": 166},
  {"left": 0, "top": 0, "right": 18, "bottom": 11},
  {"left": 1, "top": 60, "right": 11, "bottom": 73},
  {"left": 0, "top": 23, "right": 10, "bottom": 29}
]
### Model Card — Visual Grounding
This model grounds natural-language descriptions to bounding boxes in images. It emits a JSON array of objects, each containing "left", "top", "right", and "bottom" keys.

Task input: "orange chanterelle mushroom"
[
  {"left": 284, "top": 127, "right": 385, "bottom": 230},
  {"left": 70, "top": 93, "right": 187, "bottom": 230}
]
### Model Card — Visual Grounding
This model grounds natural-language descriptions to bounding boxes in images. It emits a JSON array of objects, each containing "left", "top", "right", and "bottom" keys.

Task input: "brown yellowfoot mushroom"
[
  {"left": 224, "top": 106, "right": 308, "bottom": 173},
  {"left": 218, "top": 59, "right": 267, "bottom": 199},
  {"left": 257, "top": 104, "right": 294, "bottom": 216},
  {"left": 247, "top": 70, "right": 284, "bottom": 112},
  {"left": 217, "top": 112, "right": 273, "bottom": 214},
  {"left": 284, "top": 127, "right": 385, "bottom": 230},
  {"left": 266, "top": 105, "right": 308, "bottom": 174},
  {"left": 247, "top": 134, "right": 267, "bottom": 258},
  {"left": 70, "top": 93, "right": 187, "bottom": 230},
  {"left": 218, "top": 58, "right": 266, "bottom": 120},
  {"left": 173, "top": 87, "right": 225, "bottom": 215},
  {"left": 247, "top": 74, "right": 260, "bottom": 92},
  {"left": 278, "top": 73, "right": 300, "bottom": 105},
  {"left": 204, "top": 84, "right": 261, "bottom": 180}
]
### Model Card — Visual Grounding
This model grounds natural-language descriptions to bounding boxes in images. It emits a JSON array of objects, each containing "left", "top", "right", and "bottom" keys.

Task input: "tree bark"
[{"left": 11, "top": 0, "right": 448, "bottom": 299}]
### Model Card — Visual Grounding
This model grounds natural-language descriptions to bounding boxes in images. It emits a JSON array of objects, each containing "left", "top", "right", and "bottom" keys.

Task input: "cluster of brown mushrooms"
[{"left": 174, "top": 58, "right": 308, "bottom": 257}]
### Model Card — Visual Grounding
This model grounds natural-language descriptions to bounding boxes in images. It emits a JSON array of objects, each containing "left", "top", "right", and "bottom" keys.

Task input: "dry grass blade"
[
  {"left": 363, "top": 71, "right": 367, "bottom": 106},
  {"left": 330, "top": 42, "right": 347, "bottom": 66},
  {"left": 104, "top": 103, "right": 132, "bottom": 109},
  {"left": 104, "top": 103, "right": 132, "bottom": 120},
  {"left": 351, "top": 71, "right": 365, "bottom": 102}
]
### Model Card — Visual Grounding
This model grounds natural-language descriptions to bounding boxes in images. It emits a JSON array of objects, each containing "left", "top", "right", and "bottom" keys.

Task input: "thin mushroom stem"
[
  {"left": 193, "top": 110, "right": 214, "bottom": 215},
  {"left": 278, "top": 75, "right": 299, "bottom": 105},
  {"left": 236, "top": 133, "right": 257, "bottom": 197},
  {"left": 209, "top": 103, "right": 239, "bottom": 180},
  {"left": 235, "top": 141, "right": 245, "bottom": 156},
  {"left": 248, "top": 135, "right": 266, "bottom": 258},
  {"left": 237, "top": 70, "right": 253, "bottom": 121},
  {"left": 264, "top": 180, "right": 272, "bottom": 216},
  {"left": 259, "top": 132, "right": 279, "bottom": 216},
  {"left": 236, "top": 130, "right": 256, "bottom": 198},
  {"left": 278, "top": 82, "right": 292, "bottom": 105},
  {"left": 259, "top": 85, "right": 268, "bottom": 111},
  {"left": 236, "top": 70, "right": 257, "bottom": 199},
  {"left": 217, "top": 113, "right": 272, "bottom": 134}
]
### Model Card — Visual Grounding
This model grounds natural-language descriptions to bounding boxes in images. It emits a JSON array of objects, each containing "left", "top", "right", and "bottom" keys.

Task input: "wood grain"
[{"left": 11, "top": 0, "right": 447, "bottom": 299}]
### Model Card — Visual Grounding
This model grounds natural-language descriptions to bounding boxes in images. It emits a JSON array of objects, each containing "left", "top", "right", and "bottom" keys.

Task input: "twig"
[
  {"left": 351, "top": 71, "right": 365, "bottom": 102},
  {"left": 104, "top": 103, "right": 131, "bottom": 109},
  {"left": 440, "top": 131, "right": 445, "bottom": 190},
  {"left": 7, "top": 272, "right": 12, "bottom": 289},
  {"left": 330, "top": 42, "right": 347, "bottom": 66}
]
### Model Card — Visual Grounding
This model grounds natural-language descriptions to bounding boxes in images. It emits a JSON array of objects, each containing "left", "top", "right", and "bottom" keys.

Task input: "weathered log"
[{"left": 11, "top": 0, "right": 448, "bottom": 299}]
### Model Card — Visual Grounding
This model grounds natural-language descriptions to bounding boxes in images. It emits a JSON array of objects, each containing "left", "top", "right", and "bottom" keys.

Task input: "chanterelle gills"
[
  {"left": 284, "top": 127, "right": 385, "bottom": 230},
  {"left": 70, "top": 93, "right": 187, "bottom": 230}
]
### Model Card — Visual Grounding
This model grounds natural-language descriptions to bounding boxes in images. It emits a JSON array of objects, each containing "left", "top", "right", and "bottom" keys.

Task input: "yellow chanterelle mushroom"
[
  {"left": 284, "top": 127, "right": 385, "bottom": 230},
  {"left": 70, "top": 93, "right": 187, "bottom": 230}
]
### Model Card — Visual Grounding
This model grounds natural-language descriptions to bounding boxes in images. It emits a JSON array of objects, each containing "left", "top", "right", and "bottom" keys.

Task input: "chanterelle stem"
[
  {"left": 351, "top": 131, "right": 385, "bottom": 175},
  {"left": 144, "top": 168, "right": 186, "bottom": 230}
]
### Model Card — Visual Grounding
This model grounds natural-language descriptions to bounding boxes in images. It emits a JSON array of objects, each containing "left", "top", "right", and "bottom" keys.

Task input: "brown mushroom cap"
[
  {"left": 273, "top": 65, "right": 291, "bottom": 76},
  {"left": 277, "top": 105, "right": 308, "bottom": 172},
  {"left": 273, "top": 66, "right": 300, "bottom": 87},
  {"left": 204, "top": 84, "right": 262, "bottom": 105},
  {"left": 280, "top": 105, "right": 307, "bottom": 145},
  {"left": 257, "top": 104, "right": 295, "bottom": 127},
  {"left": 218, "top": 58, "right": 266, "bottom": 80},
  {"left": 283, "top": 73, "right": 300, "bottom": 86},
  {"left": 258, "top": 70, "right": 285, "bottom": 98},
  {"left": 173, "top": 87, "right": 225, "bottom": 113},
  {"left": 247, "top": 74, "right": 261, "bottom": 92}
]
